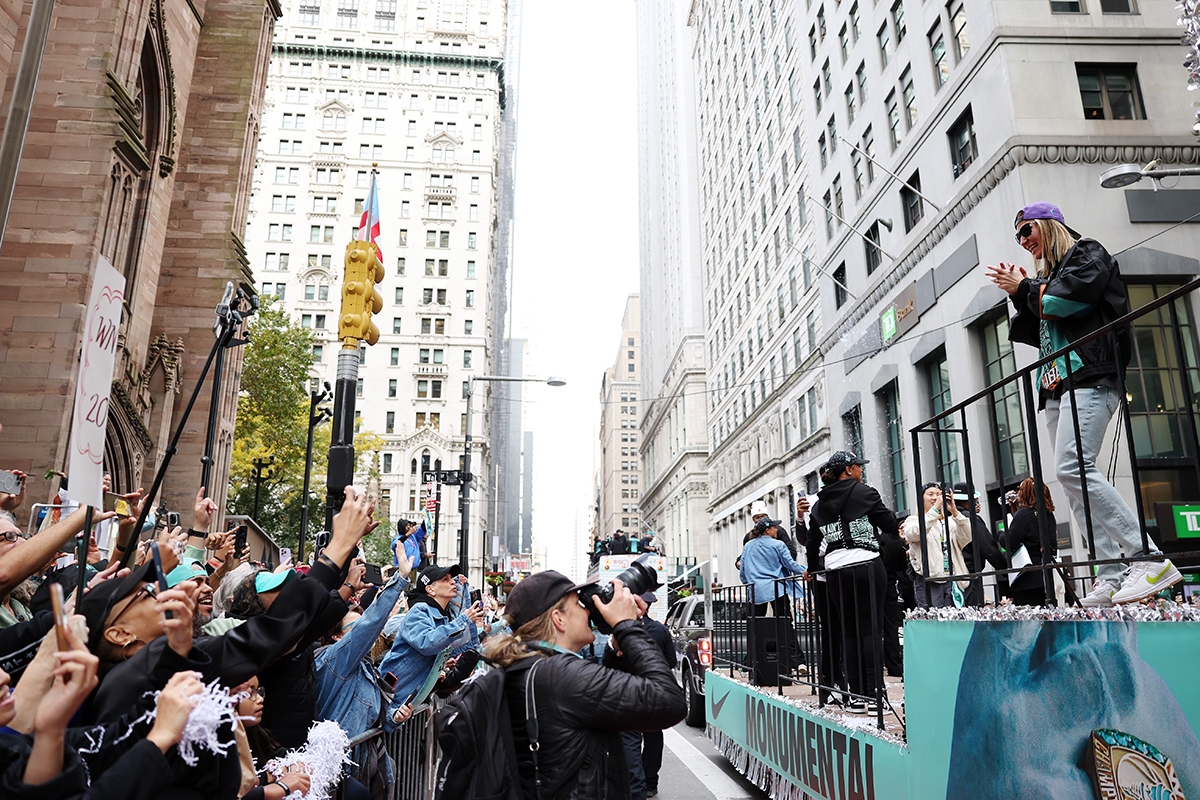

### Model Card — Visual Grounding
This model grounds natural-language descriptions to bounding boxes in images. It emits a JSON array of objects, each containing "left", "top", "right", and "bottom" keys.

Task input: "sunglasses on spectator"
[
  {"left": 107, "top": 583, "right": 159, "bottom": 630},
  {"left": 1015, "top": 223, "right": 1034, "bottom": 243}
]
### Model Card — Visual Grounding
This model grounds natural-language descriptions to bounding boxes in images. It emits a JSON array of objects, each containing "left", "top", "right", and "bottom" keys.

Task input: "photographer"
[{"left": 481, "top": 571, "right": 685, "bottom": 800}]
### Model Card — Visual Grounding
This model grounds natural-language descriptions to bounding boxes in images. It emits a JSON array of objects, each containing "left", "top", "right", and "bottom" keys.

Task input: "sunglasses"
[
  {"left": 107, "top": 582, "right": 159, "bottom": 631},
  {"left": 1015, "top": 223, "right": 1034, "bottom": 243}
]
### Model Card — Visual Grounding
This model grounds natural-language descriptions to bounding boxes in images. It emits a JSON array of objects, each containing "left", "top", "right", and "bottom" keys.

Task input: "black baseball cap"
[
  {"left": 754, "top": 517, "right": 784, "bottom": 533},
  {"left": 410, "top": 562, "right": 462, "bottom": 593},
  {"left": 823, "top": 450, "right": 870, "bottom": 475},
  {"left": 505, "top": 570, "right": 597, "bottom": 631}
]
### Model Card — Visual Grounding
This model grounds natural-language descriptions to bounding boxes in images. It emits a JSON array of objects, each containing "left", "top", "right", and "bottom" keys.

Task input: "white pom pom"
[{"left": 264, "top": 720, "right": 353, "bottom": 800}]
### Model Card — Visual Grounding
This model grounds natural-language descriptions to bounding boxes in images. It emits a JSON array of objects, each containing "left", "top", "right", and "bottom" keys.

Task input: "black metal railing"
[
  {"left": 336, "top": 704, "right": 436, "bottom": 800},
  {"left": 710, "top": 571, "right": 896, "bottom": 731},
  {"left": 910, "top": 276, "right": 1200, "bottom": 606}
]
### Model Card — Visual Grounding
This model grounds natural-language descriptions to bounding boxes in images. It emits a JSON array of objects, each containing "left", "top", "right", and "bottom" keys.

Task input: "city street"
[{"left": 653, "top": 722, "right": 768, "bottom": 800}]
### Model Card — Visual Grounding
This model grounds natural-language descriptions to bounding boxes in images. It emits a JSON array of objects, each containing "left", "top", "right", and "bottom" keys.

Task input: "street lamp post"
[
  {"left": 251, "top": 455, "right": 276, "bottom": 523},
  {"left": 460, "top": 375, "right": 566, "bottom": 583},
  {"left": 298, "top": 382, "right": 332, "bottom": 563}
]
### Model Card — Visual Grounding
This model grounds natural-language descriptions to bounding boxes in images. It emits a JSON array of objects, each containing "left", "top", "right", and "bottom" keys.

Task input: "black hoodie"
[{"left": 806, "top": 479, "right": 897, "bottom": 569}]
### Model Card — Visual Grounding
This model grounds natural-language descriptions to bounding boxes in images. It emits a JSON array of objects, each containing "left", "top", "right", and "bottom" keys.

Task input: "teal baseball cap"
[
  {"left": 255, "top": 568, "right": 295, "bottom": 593},
  {"left": 165, "top": 559, "right": 209, "bottom": 588}
]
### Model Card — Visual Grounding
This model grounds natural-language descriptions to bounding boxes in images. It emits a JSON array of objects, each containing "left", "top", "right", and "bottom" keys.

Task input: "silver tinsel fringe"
[
  {"left": 709, "top": 725, "right": 818, "bottom": 800},
  {"left": 906, "top": 597, "right": 1200, "bottom": 623},
  {"left": 1181, "top": 1, "right": 1200, "bottom": 137}
]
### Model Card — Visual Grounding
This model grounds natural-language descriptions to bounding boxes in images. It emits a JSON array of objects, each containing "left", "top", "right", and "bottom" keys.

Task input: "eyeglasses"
[
  {"left": 0, "top": 530, "right": 20, "bottom": 543},
  {"left": 247, "top": 686, "right": 266, "bottom": 699},
  {"left": 1015, "top": 223, "right": 1034, "bottom": 243},
  {"left": 107, "top": 582, "right": 158, "bottom": 632}
]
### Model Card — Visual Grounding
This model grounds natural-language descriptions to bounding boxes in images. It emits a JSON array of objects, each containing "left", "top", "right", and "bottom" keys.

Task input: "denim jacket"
[
  {"left": 314, "top": 572, "right": 408, "bottom": 737},
  {"left": 739, "top": 536, "right": 806, "bottom": 603},
  {"left": 378, "top": 580, "right": 478, "bottom": 729}
]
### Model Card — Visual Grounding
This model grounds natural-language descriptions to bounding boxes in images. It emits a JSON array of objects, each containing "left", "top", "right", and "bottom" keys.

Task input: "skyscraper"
[{"left": 244, "top": 0, "right": 512, "bottom": 576}]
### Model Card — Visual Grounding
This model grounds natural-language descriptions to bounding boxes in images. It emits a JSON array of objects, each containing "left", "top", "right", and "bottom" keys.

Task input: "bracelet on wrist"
[
  {"left": 188, "top": 528, "right": 207, "bottom": 539},
  {"left": 276, "top": 779, "right": 290, "bottom": 796}
]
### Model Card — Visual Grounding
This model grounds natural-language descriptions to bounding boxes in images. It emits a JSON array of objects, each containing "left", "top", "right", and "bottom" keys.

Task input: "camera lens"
[{"left": 578, "top": 554, "right": 661, "bottom": 634}]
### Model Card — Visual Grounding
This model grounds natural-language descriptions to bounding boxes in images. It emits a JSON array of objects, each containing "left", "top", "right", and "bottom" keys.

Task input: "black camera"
[{"left": 578, "top": 554, "right": 660, "bottom": 634}]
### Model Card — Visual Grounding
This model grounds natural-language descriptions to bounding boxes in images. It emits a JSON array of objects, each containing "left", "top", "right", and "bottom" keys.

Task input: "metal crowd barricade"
[
  {"left": 910, "top": 275, "right": 1200, "bottom": 608},
  {"left": 336, "top": 703, "right": 437, "bottom": 800}
]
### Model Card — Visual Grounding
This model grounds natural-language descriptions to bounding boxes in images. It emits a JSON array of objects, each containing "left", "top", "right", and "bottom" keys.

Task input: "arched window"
[{"left": 421, "top": 449, "right": 431, "bottom": 474}]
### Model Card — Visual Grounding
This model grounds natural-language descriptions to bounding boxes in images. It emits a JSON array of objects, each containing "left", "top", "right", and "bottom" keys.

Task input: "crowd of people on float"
[{"left": 732, "top": 201, "right": 1187, "bottom": 714}]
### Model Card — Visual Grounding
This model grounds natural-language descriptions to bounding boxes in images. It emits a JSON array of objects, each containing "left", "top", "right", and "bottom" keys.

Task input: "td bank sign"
[{"left": 881, "top": 281, "right": 919, "bottom": 345}]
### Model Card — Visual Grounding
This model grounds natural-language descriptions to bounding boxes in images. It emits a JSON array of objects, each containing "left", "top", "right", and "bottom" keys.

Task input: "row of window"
[
  {"left": 311, "top": 342, "right": 476, "bottom": 367},
  {"left": 261, "top": 253, "right": 478, "bottom": 283}
]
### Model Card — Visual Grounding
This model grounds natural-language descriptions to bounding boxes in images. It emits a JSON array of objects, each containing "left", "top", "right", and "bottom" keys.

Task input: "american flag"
[{"left": 357, "top": 169, "right": 382, "bottom": 256}]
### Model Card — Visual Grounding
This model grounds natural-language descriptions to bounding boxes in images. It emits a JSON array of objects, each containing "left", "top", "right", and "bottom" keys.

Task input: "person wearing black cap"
[
  {"left": 808, "top": 451, "right": 897, "bottom": 713},
  {"left": 378, "top": 561, "right": 483, "bottom": 728},
  {"left": 988, "top": 202, "right": 1181, "bottom": 607},
  {"left": 601, "top": 591, "right": 675, "bottom": 800},
  {"left": 468, "top": 571, "right": 685, "bottom": 800},
  {"left": 739, "top": 517, "right": 806, "bottom": 617},
  {"left": 80, "top": 487, "right": 377, "bottom": 800},
  {"left": 951, "top": 483, "right": 1008, "bottom": 607}
]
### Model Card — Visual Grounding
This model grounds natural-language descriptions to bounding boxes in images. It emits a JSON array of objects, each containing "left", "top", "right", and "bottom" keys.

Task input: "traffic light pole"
[
  {"left": 323, "top": 240, "right": 383, "bottom": 542},
  {"left": 323, "top": 349, "right": 358, "bottom": 534}
]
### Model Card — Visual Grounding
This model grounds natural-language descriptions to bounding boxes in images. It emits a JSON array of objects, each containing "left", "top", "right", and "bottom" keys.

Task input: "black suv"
[{"left": 664, "top": 594, "right": 716, "bottom": 727}]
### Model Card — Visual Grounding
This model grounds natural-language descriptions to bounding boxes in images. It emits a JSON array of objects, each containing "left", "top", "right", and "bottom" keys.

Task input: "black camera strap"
[{"left": 525, "top": 658, "right": 545, "bottom": 797}]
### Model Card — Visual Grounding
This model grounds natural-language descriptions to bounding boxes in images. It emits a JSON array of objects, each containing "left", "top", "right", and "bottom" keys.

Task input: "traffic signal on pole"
[{"left": 340, "top": 240, "right": 383, "bottom": 346}]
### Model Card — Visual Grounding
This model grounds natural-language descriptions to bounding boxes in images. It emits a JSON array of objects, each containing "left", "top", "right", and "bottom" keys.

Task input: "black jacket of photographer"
[{"left": 504, "top": 619, "right": 685, "bottom": 800}]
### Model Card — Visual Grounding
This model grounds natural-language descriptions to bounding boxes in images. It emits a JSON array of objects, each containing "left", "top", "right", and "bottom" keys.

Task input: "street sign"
[{"left": 422, "top": 470, "right": 474, "bottom": 486}]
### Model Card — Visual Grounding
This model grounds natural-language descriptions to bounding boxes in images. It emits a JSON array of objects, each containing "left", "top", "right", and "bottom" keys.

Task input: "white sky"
[{"left": 509, "top": 0, "right": 641, "bottom": 573}]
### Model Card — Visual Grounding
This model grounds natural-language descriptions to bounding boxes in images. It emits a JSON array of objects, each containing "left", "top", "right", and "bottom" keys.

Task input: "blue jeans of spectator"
[
  {"left": 913, "top": 574, "right": 955, "bottom": 608},
  {"left": 1045, "top": 386, "right": 1159, "bottom": 583},
  {"left": 642, "top": 730, "right": 664, "bottom": 793},
  {"left": 622, "top": 731, "right": 646, "bottom": 800}
]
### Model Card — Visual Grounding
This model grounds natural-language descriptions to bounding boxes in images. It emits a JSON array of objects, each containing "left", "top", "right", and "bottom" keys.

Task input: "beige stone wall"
[{"left": 0, "top": 0, "right": 275, "bottom": 531}]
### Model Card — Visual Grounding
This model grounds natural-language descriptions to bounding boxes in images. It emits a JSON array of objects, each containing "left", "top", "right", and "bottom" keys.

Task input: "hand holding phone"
[
  {"left": 150, "top": 542, "right": 172, "bottom": 620},
  {"left": 50, "top": 583, "right": 70, "bottom": 651}
]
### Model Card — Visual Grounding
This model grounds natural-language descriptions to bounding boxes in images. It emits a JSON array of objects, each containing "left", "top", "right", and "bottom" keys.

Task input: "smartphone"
[
  {"left": 103, "top": 492, "right": 132, "bottom": 517},
  {"left": 150, "top": 542, "right": 172, "bottom": 620},
  {"left": 167, "top": 511, "right": 181, "bottom": 529},
  {"left": 363, "top": 563, "right": 383, "bottom": 585},
  {"left": 382, "top": 671, "right": 398, "bottom": 691},
  {"left": 232, "top": 525, "right": 248, "bottom": 559},
  {"left": 470, "top": 588, "right": 482, "bottom": 605},
  {"left": 0, "top": 470, "right": 22, "bottom": 495},
  {"left": 49, "top": 582, "right": 70, "bottom": 651}
]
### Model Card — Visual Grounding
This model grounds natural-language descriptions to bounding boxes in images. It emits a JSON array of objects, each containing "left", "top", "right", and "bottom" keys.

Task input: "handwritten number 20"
[{"left": 85, "top": 394, "right": 109, "bottom": 429}]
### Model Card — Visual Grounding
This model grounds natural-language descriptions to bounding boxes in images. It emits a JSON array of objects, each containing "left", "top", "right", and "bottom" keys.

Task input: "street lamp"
[
  {"left": 1100, "top": 160, "right": 1200, "bottom": 188},
  {"left": 251, "top": 455, "right": 276, "bottom": 523},
  {"left": 460, "top": 375, "right": 566, "bottom": 584},
  {"left": 298, "top": 381, "right": 332, "bottom": 562}
]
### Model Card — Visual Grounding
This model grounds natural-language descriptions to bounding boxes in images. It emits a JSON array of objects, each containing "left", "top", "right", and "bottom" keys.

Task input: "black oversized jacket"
[
  {"left": 807, "top": 479, "right": 897, "bottom": 567},
  {"left": 1008, "top": 238, "right": 1131, "bottom": 405},
  {"left": 505, "top": 620, "right": 685, "bottom": 800}
]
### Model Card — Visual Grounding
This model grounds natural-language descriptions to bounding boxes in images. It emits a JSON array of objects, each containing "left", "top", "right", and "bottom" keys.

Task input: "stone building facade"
[{"left": 0, "top": 0, "right": 279, "bottom": 529}]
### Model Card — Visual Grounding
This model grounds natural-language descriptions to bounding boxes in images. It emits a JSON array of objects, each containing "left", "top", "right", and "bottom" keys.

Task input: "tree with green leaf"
[{"left": 227, "top": 298, "right": 391, "bottom": 561}]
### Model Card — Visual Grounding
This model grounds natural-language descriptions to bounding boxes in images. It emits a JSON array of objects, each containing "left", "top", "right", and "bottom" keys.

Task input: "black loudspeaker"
[{"left": 749, "top": 616, "right": 795, "bottom": 686}]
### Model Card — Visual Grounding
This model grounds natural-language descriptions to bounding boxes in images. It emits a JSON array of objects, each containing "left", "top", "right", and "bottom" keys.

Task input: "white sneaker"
[
  {"left": 1112, "top": 559, "right": 1183, "bottom": 605},
  {"left": 1080, "top": 579, "right": 1120, "bottom": 608}
]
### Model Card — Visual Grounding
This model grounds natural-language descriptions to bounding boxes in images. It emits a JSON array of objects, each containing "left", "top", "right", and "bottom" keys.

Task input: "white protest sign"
[{"left": 68, "top": 255, "right": 126, "bottom": 510}]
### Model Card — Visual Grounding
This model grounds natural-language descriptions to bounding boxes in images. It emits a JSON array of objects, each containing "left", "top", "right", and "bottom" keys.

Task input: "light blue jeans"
[{"left": 1045, "top": 386, "right": 1160, "bottom": 583}]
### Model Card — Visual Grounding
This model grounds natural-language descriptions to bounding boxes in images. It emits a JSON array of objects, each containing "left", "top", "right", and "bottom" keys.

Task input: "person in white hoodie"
[{"left": 902, "top": 483, "right": 971, "bottom": 608}]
